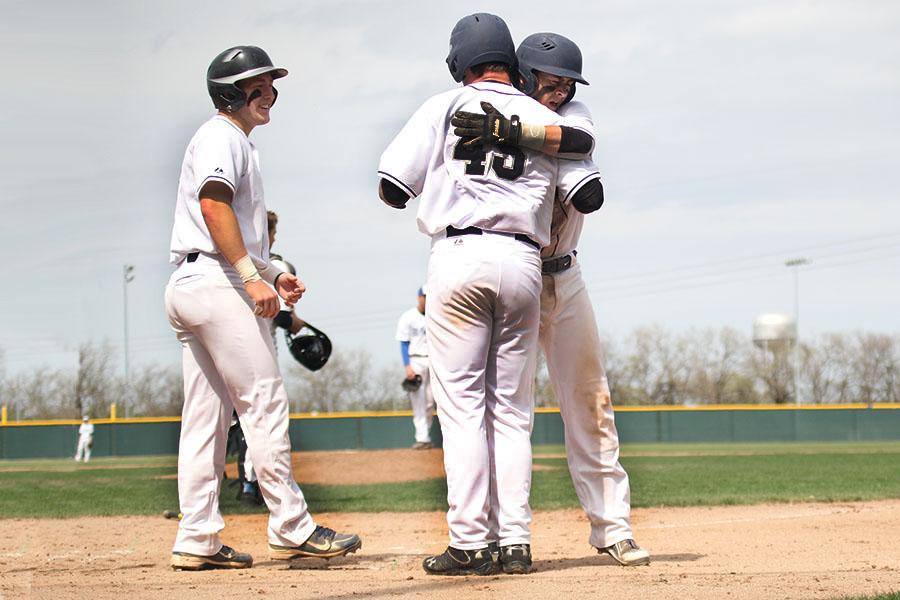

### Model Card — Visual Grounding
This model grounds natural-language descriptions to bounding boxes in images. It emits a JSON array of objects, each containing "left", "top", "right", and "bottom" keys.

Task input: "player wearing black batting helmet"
[
  {"left": 518, "top": 31, "right": 650, "bottom": 567},
  {"left": 448, "top": 28, "right": 595, "bottom": 160},
  {"left": 516, "top": 33, "right": 589, "bottom": 105},
  {"left": 207, "top": 45, "right": 288, "bottom": 112},
  {"left": 167, "top": 44, "right": 360, "bottom": 572},
  {"left": 446, "top": 13, "right": 517, "bottom": 83}
]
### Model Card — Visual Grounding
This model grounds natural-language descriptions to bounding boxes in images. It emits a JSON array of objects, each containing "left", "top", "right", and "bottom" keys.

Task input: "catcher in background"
[{"left": 396, "top": 286, "right": 434, "bottom": 449}]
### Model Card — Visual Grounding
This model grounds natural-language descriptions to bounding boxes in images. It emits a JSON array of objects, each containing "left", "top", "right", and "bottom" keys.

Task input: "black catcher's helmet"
[
  {"left": 207, "top": 45, "right": 288, "bottom": 112},
  {"left": 517, "top": 33, "right": 589, "bottom": 104},
  {"left": 446, "top": 13, "right": 517, "bottom": 83}
]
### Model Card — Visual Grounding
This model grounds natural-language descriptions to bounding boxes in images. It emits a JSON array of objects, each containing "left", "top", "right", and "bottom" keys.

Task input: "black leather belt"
[
  {"left": 187, "top": 252, "right": 199, "bottom": 263},
  {"left": 446, "top": 225, "right": 540, "bottom": 250},
  {"left": 542, "top": 251, "right": 576, "bottom": 274}
]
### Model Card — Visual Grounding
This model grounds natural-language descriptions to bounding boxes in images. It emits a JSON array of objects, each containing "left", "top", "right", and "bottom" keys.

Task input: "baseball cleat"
[
  {"left": 422, "top": 546, "right": 496, "bottom": 576},
  {"left": 487, "top": 541, "right": 500, "bottom": 565},
  {"left": 171, "top": 545, "right": 253, "bottom": 570},
  {"left": 269, "top": 525, "right": 362, "bottom": 560},
  {"left": 598, "top": 539, "right": 650, "bottom": 566},
  {"left": 499, "top": 543, "right": 532, "bottom": 574},
  {"left": 411, "top": 441, "right": 433, "bottom": 450}
]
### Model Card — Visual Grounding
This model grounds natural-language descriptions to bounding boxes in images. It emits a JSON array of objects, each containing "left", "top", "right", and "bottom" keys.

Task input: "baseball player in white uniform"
[
  {"left": 396, "top": 286, "right": 434, "bottom": 448},
  {"left": 517, "top": 33, "right": 649, "bottom": 566},
  {"left": 165, "top": 45, "right": 360, "bottom": 571},
  {"left": 74, "top": 416, "right": 94, "bottom": 462},
  {"left": 378, "top": 14, "right": 604, "bottom": 576}
]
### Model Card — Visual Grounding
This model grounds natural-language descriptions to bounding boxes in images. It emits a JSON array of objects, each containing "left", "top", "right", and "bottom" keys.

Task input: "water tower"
[
  {"left": 753, "top": 313, "right": 798, "bottom": 403},
  {"left": 752, "top": 313, "right": 797, "bottom": 352}
]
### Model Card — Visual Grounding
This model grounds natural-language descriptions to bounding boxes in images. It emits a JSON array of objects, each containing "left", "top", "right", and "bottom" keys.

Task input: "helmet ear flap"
[
  {"left": 219, "top": 87, "right": 246, "bottom": 112},
  {"left": 563, "top": 83, "right": 576, "bottom": 105},
  {"left": 518, "top": 68, "right": 538, "bottom": 96}
]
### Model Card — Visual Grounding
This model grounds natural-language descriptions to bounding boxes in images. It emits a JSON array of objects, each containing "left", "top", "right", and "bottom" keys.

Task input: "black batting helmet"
[
  {"left": 207, "top": 45, "right": 288, "bottom": 112},
  {"left": 284, "top": 324, "right": 332, "bottom": 372},
  {"left": 446, "top": 13, "right": 517, "bottom": 83},
  {"left": 517, "top": 33, "right": 589, "bottom": 104}
]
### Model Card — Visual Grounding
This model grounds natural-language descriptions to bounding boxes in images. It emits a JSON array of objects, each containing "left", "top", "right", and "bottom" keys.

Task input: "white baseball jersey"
[
  {"left": 379, "top": 81, "right": 589, "bottom": 248},
  {"left": 544, "top": 102, "right": 601, "bottom": 259},
  {"left": 395, "top": 307, "right": 428, "bottom": 357},
  {"left": 78, "top": 422, "right": 94, "bottom": 439},
  {"left": 169, "top": 115, "right": 271, "bottom": 270}
]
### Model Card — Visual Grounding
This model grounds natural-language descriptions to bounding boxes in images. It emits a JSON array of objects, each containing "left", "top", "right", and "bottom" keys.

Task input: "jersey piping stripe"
[
  {"left": 562, "top": 171, "right": 601, "bottom": 203},
  {"left": 377, "top": 171, "right": 417, "bottom": 198},
  {"left": 469, "top": 85, "right": 526, "bottom": 97},
  {"left": 198, "top": 174, "right": 236, "bottom": 193}
]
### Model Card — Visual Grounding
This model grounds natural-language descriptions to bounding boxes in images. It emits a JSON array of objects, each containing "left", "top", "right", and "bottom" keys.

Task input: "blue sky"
[{"left": 2, "top": 0, "right": 898, "bottom": 376}]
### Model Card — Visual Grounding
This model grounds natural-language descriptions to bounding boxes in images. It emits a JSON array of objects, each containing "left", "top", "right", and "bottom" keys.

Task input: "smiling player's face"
[{"left": 233, "top": 74, "right": 277, "bottom": 131}]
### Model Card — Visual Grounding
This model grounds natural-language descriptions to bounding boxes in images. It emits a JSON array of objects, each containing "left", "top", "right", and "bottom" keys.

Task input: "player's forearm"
[
  {"left": 200, "top": 198, "right": 252, "bottom": 265},
  {"left": 520, "top": 125, "right": 592, "bottom": 158}
]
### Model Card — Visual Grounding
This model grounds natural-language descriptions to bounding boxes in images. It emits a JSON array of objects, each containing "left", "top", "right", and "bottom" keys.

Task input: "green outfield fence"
[{"left": 0, "top": 404, "right": 898, "bottom": 460}]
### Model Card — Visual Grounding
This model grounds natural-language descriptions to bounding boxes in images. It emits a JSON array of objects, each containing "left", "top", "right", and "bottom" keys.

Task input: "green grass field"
[{"left": 1, "top": 442, "right": 898, "bottom": 518}]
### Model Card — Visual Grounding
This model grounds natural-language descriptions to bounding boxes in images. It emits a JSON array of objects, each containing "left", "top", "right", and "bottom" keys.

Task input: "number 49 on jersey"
[{"left": 453, "top": 139, "right": 525, "bottom": 181}]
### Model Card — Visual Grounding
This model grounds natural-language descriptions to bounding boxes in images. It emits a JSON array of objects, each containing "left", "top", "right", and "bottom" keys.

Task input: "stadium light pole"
[
  {"left": 123, "top": 264, "right": 135, "bottom": 417},
  {"left": 785, "top": 258, "right": 810, "bottom": 403}
]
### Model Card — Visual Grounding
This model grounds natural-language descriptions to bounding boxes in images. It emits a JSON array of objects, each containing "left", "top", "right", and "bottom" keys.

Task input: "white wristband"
[
  {"left": 519, "top": 122, "right": 547, "bottom": 151},
  {"left": 234, "top": 254, "right": 261, "bottom": 284}
]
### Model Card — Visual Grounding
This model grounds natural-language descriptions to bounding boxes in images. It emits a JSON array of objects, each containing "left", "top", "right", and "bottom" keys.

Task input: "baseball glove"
[{"left": 402, "top": 374, "right": 423, "bottom": 393}]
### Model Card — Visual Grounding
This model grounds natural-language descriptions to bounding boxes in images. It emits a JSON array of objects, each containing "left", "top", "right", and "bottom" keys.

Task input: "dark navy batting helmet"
[
  {"left": 207, "top": 45, "right": 288, "bottom": 112},
  {"left": 517, "top": 33, "right": 589, "bottom": 104},
  {"left": 446, "top": 13, "right": 517, "bottom": 83}
]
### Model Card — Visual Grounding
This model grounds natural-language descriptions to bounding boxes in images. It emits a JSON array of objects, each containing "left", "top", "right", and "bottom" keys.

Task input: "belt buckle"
[{"left": 542, "top": 253, "right": 572, "bottom": 274}]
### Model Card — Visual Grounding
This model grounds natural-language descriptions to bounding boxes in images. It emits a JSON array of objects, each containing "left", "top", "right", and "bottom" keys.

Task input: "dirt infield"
[
  {"left": 2, "top": 500, "right": 899, "bottom": 599},
  {"left": 231, "top": 448, "right": 449, "bottom": 485}
]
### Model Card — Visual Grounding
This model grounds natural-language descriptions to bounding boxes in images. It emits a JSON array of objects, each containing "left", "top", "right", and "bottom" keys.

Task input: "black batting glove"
[{"left": 451, "top": 101, "right": 522, "bottom": 149}]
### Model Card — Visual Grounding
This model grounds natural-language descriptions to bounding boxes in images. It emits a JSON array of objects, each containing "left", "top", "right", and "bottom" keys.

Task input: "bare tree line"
[
  {"left": 596, "top": 326, "right": 900, "bottom": 406},
  {"left": 0, "top": 328, "right": 897, "bottom": 419}
]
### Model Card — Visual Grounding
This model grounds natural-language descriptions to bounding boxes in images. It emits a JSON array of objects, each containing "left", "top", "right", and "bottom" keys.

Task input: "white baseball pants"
[
  {"left": 165, "top": 258, "right": 317, "bottom": 556},
  {"left": 243, "top": 446, "right": 257, "bottom": 483},
  {"left": 539, "top": 261, "right": 633, "bottom": 548},
  {"left": 74, "top": 437, "right": 92, "bottom": 462},
  {"left": 426, "top": 233, "right": 542, "bottom": 550},
  {"left": 408, "top": 356, "right": 435, "bottom": 444}
]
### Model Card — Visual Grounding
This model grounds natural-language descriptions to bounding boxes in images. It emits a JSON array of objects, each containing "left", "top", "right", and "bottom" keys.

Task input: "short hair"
[
  {"left": 267, "top": 210, "right": 278, "bottom": 233},
  {"left": 470, "top": 62, "right": 511, "bottom": 78}
]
